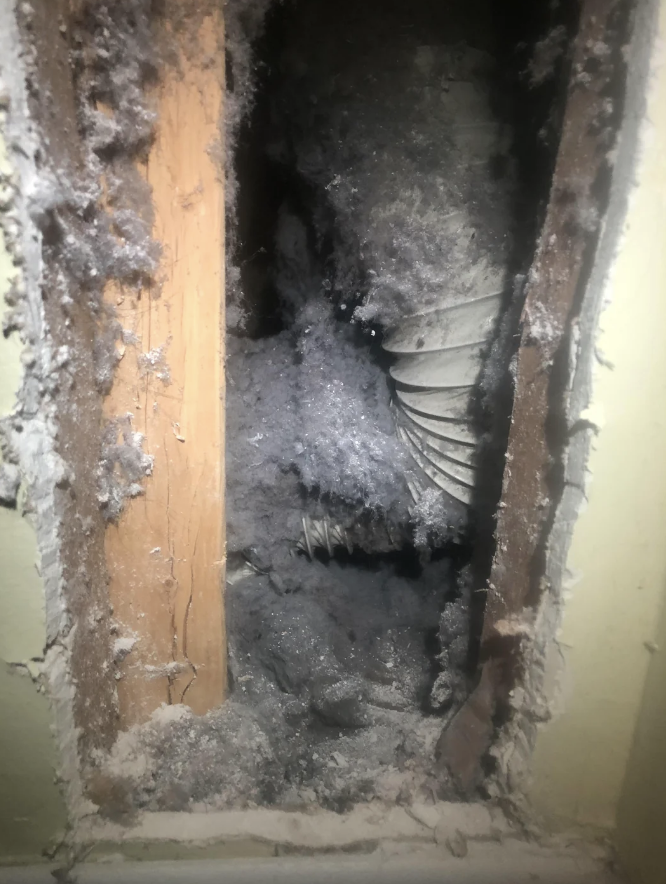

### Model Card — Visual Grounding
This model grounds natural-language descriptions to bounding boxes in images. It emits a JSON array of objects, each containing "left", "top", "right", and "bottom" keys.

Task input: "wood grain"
[
  {"left": 103, "top": 14, "right": 226, "bottom": 727},
  {"left": 436, "top": 0, "right": 628, "bottom": 791}
]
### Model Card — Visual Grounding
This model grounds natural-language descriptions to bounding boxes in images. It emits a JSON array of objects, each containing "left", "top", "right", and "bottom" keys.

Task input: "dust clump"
[
  {"left": 96, "top": 414, "right": 154, "bottom": 523},
  {"left": 138, "top": 343, "right": 171, "bottom": 385},
  {"left": 528, "top": 26, "right": 569, "bottom": 86},
  {"left": 45, "top": 0, "right": 169, "bottom": 521}
]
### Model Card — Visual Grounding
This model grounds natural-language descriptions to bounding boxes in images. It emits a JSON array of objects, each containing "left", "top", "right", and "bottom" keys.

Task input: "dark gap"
[
  {"left": 467, "top": 0, "right": 581, "bottom": 670},
  {"left": 232, "top": 10, "right": 289, "bottom": 339}
]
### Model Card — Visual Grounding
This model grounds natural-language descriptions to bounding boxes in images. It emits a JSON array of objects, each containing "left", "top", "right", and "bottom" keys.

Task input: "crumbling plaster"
[
  {"left": 0, "top": 0, "right": 98, "bottom": 859},
  {"left": 0, "top": 131, "right": 66, "bottom": 861},
  {"left": 528, "top": 0, "right": 666, "bottom": 836}
]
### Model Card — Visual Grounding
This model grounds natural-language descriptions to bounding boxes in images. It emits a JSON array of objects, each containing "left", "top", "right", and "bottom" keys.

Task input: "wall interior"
[{"left": 0, "top": 0, "right": 666, "bottom": 870}]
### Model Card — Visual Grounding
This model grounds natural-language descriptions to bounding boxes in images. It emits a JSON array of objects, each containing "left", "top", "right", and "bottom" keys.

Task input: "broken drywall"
[
  {"left": 0, "top": 138, "right": 68, "bottom": 861},
  {"left": 0, "top": 0, "right": 88, "bottom": 821},
  {"left": 0, "top": 0, "right": 184, "bottom": 823},
  {"left": 481, "top": 0, "right": 658, "bottom": 817},
  {"left": 0, "top": 0, "right": 594, "bottom": 832}
]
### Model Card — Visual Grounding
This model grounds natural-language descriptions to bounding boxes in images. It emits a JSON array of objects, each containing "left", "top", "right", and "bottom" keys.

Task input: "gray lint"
[{"left": 87, "top": 0, "right": 543, "bottom": 816}]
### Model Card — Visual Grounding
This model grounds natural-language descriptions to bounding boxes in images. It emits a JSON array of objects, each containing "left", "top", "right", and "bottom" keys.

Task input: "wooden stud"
[
  {"left": 103, "top": 13, "right": 226, "bottom": 727},
  {"left": 435, "top": 0, "right": 629, "bottom": 792}
]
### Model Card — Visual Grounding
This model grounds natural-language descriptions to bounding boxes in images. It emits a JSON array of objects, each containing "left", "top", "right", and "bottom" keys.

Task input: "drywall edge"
[
  {"left": 0, "top": 0, "right": 90, "bottom": 828},
  {"left": 526, "top": 0, "right": 666, "bottom": 830},
  {"left": 0, "top": 132, "right": 66, "bottom": 864}
]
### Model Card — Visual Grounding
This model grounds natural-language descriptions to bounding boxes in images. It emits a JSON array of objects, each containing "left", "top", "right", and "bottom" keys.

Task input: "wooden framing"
[
  {"left": 436, "top": 0, "right": 630, "bottom": 791},
  {"left": 17, "top": 0, "right": 227, "bottom": 760},
  {"left": 103, "top": 14, "right": 227, "bottom": 727}
]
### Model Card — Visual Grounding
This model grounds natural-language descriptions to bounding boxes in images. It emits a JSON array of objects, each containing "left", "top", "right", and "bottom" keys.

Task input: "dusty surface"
[
  {"left": 52, "top": 805, "right": 621, "bottom": 884},
  {"left": 1, "top": 0, "right": 579, "bottom": 828},
  {"left": 191, "top": 0, "right": 555, "bottom": 814},
  {"left": 227, "top": 0, "right": 511, "bottom": 812},
  {"left": 92, "top": 571, "right": 472, "bottom": 812},
  {"left": 436, "top": 0, "right": 636, "bottom": 800},
  {"left": 75, "top": 0, "right": 579, "bottom": 817}
]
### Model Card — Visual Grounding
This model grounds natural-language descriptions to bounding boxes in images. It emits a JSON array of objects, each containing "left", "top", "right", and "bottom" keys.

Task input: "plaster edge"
[
  {"left": 492, "top": 0, "right": 662, "bottom": 822},
  {"left": 72, "top": 801, "right": 512, "bottom": 850},
  {"left": 0, "top": 0, "right": 87, "bottom": 822}
]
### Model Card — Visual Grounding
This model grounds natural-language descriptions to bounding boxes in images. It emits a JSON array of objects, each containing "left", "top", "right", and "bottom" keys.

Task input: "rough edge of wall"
[
  {"left": 490, "top": 0, "right": 661, "bottom": 829},
  {"left": 0, "top": 0, "right": 93, "bottom": 826},
  {"left": 0, "top": 138, "right": 67, "bottom": 863}
]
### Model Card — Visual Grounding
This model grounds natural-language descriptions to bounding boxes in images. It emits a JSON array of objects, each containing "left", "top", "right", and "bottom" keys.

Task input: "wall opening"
[
  {"left": 7, "top": 0, "right": 636, "bottom": 828},
  {"left": 218, "top": 0, "right": 570, "bottom": 810}
]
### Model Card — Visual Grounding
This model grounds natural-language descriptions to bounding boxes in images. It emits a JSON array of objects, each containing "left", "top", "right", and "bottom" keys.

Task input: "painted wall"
[
  {"left": 616, "top": 591, "right": 666, "bottom": 884},
  {"left": 0, "top": 135, "right": 66, "bottom": 861},
  {"left": 529, "top": 0, "right": 666, "bottom": 842}
]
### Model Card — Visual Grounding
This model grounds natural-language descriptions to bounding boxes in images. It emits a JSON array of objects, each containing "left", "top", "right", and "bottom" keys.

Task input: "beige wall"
[
  {"left": 530, "top": 0, "right": 666, "bottom": 840},
  {"left": 0, "top": 135, "right": 66, "bottom": 861},
  {"left": 616, "top": 591, "right": 666, "bottom": 884}
]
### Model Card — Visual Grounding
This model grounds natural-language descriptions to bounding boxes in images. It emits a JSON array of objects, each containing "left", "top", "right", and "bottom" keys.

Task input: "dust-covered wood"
[
  {"left": 19, "top": 0, "right": 121, "bottom": 759},
  {"left": 437, "top": 0, "right": 630, "bottom": 791},
  {"left": 104, "top": 13, "right": 226, "bottom": 726}
]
